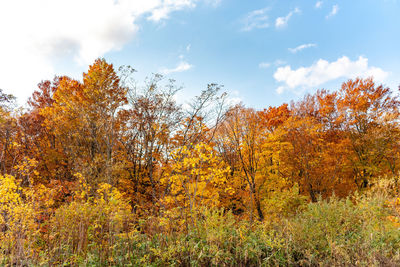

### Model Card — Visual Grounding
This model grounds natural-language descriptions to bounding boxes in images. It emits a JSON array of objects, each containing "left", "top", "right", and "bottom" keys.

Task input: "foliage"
[
  {"left": 43, "top": 176, "right": 133, "bottom": 265},
  {"left": 286, "top": 193, "right": 400, "bottom": 266},
  {"left": 161, "top": 142, "right": 232, "bottom": 227},
  {"left": 1, "top": 58, "right": 400, "bottom": 265},
  {"left": 0, "top": 174, "right": 53, "bottom": 265}
]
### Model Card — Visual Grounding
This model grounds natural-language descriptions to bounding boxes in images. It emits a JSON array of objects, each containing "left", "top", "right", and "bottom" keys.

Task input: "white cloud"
[
  {"left": 241, "top": 8, "right": 270, "bottom": 31},
  {"left": 227, "top": 90, "right": 242, "bottom": 105},
  {"left": 204, "top": 0, "right": 222, "bottom": 7},
  {"left": 275, "top": 7, "right": 301, "bottom": 28},
  {"left": 0, "top": 0, "right": 208, "bottom": 102},
  {"left": 147, "top": 0, "right": 196, "bottom": 21},
  {"left": 288, "top": 43, "right": 317, "bottom": 53},
  {"left": 275, "top": 59, "right": 287, "bottom": 66},
  {"left": 259, "top": 62, "right": 271, "bottom": 68},
  {"left": 315, "top": 1, "right": 323, "bottom": 8},
  {"left": 259, "top": 60, "right": 287, "bottom": 69},
  {"left": 161, "top": 61, "right": 193, "bottom": 75},
  {"left": 186, "top": 44, "right": 192, "bottom": 52},
  {"left": 227, "top": 96, "right": 242, "bottom": 106},
  {"left": 273, "top": 56, "right": 389, "bottom": 94},
  {"left": 326, "top": 4, "right": 339, "bottom": 18}
]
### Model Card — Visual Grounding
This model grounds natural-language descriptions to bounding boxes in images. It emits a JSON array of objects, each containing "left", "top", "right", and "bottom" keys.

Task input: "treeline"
[{"left": 1, "top": 58, "right": 400, "bottom": 265}]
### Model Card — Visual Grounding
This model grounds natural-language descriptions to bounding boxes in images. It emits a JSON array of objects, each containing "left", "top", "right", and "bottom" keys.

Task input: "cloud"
[
  {"left": 315, "top": 1, "right": 323, "bottom": 8},
  {"left": 326, "top": 4, "right": 339, "bottom": 18},
  {"left": 0, "top": 0, "right": 207, "bottom": 102},
  {"left": 259, "top": 62, "right": 271, "bottom": 68},
  {"left": 259, "top": 60, "right": 287, "bottom": 69},
  {"left": 273, "top": 56, "right": 389, "bottom": 93},
  {"left": 147, "top": 0, "right": 197, "bottom": 22},
  {"left": 288, "top": 43, "right": 317, "bottom": 53},
  {"left": 241, "top": 8, "right": 269, "bottom": 31},
  {"left": 275, "top": 59, "right": 287, "bottom": 66},
  {"left": 275, "top": 7, "right": 301, "bottom": 28},
  {"left": 161, "top": 61, "right": 194, "bottom": 75},
  {"left": 227, "top": 90, "right": 242, "bottom": 105},
  {"left": 204, "top": 0, "right": 222, "bottom": 7}
]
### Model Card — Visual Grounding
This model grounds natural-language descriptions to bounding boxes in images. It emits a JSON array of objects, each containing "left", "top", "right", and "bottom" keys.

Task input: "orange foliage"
[{"left": 1, "top": 57, "right": 399, "bottom": 228}]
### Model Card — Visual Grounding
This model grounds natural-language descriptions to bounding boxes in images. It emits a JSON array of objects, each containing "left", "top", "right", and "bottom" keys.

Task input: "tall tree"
[
  {"left": 0, "top": 89, "right": 18, "bottom": 175},
  {"left": 217, "top": 106, "right": 267, "bottom": 221},
  {"left": 42, "top": 59, "right": 127, "bottom": 186},
  {"left": 337, "top": 78, "right": 400, "bottom": 188}
]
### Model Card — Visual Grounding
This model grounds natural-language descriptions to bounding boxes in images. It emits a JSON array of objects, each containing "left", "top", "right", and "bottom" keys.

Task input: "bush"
[
  {"left": 2, "top": 175, "right": 400, "bottom": 266},
  {"left": 285, "top": 194, "right": 400, "bottom": 266},
  {"left": 43, "top": 181, "right": 134, "bottom": 265},
  {"left": 118, "top": 207, "right": 286, "bottom": 266},
  {"left": 0, "top": 174, "right": 53, "bottom": 265}
]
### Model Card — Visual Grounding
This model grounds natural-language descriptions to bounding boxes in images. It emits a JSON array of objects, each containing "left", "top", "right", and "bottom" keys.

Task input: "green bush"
[{"left": 285, "top": 194, "right": 400, "bottom": 266}]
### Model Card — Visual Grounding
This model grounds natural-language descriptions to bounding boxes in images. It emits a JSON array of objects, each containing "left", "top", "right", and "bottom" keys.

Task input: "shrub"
[
  {"left": 43, "top": 179, "right": 134, "bottom": 265},
  {"left": 285, "top": 194, "right": 400, "bottom": 266},
  {"left": 0, "top": 174, "right": 53, "bottom": 265}
]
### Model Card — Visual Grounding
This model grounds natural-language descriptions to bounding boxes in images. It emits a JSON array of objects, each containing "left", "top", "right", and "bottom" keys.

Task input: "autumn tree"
[
  {"left": 337, "top": 78, "right": 400, "bottom": 188},
  {"left": 42, "top": 59, "right": 127, "bottom": 187},
  {"left": 0, "top": 89, "right": 18, "bottom": 175},
  {"left": 117, "top": 73, "right": 183, "bottom": 211},
  {"left": 161, "top": 142, "right": 231, "bottom": 227},
  {"left": 17, "top": 77, "right": 74, "bottom": 183},
  {"left": 217, "top": 106, "right": 269, "bottom": 221},
  {"left": 272, "top": 91, "right": 354, "bottom": 201}
]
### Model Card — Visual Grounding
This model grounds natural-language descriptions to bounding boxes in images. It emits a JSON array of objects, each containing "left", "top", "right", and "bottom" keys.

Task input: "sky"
[{"left": 1, "top": 0, "right": 399, "bottom": 109}]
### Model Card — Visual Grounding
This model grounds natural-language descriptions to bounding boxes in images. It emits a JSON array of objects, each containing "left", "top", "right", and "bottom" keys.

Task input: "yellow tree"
[{"left": 161, "top": 142, "right": 231, "bottom": 226}]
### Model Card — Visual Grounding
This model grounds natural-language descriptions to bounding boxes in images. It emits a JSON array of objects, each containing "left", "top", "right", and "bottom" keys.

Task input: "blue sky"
[{"left": 1, "top": 0, "right": 399, "bottom": 108}]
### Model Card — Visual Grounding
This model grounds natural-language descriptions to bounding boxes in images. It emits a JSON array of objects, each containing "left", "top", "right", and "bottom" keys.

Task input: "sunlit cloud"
[
  {"left": 274, "top": 56, "right": 389, "bottom": 94},
  {"left": 0, "top": 0, "right": 207, "bottom": 102}
]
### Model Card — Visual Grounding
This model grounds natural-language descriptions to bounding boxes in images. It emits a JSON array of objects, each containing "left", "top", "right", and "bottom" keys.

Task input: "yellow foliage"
[
  {"left": 161, "top": 143, "right": 232, "bottom": 224},
  {"left": 0, "top": 174, "right": 54, "bottom": 264},
  {"left": 46, "top": 174, "right": 133, "bottom": 264}
]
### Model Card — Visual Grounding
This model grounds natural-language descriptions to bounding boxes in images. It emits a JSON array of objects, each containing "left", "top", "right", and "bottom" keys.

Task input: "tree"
[
  {"left": 18, "top": 77, "right": 73, "bottom": 183},
  {"left": 117, "top": 73, "right": 182, "bottom": 211},
  {"left": 0, "top": 90, "right": 18, "bottom": 176},
  {"left": 217, "top": 106, "right": 268, "bottom": 221},
  {"left": 42, "top": 59, "right": 127, "bottom": 187},
  {"left": 337, "top": 78, "right": 400, "bottom": 188},
  {"left": 161, "top": 142, "right": 231, "bottom": 227}
]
